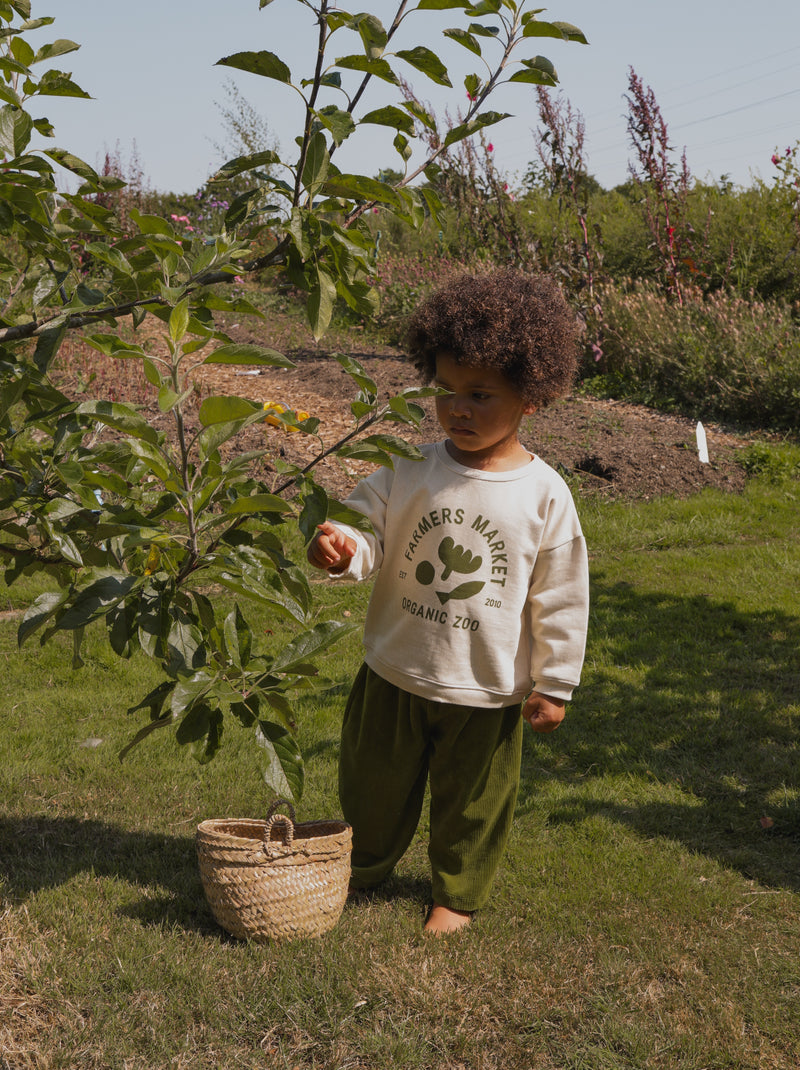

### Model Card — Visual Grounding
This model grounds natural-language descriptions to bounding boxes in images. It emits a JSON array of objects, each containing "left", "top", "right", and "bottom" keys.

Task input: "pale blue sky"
[{"left": 26, "top": 0, "right": 800, "bottom": 194}]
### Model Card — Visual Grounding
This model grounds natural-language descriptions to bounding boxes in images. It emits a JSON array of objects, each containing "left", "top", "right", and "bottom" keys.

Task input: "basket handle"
[
  {"left": 266, "top": 797, "right": 296, "bottom": 823},
  {"left": 264, "top": 798, "right": 296, "bottom": 854}
]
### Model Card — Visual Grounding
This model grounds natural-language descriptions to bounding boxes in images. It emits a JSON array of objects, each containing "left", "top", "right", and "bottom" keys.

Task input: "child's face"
[{"left": 434, "top": 351, "right": 536, "bottom": 470}]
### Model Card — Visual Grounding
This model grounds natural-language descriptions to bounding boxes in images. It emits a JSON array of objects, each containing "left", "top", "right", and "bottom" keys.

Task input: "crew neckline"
[{"left": 434, "top": 440, "right": 539, "bottom": 480}]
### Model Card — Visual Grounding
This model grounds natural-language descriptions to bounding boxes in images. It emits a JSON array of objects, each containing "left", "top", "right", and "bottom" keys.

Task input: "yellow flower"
[
  {"left": 262, "top": 400, "right": 285, "bottom": 428},
  {"left": 287, "top": 409, "right": 311, "bottom": 433},
  {"left": 262, "top": 401, "right": 311, "bottom": 432}
]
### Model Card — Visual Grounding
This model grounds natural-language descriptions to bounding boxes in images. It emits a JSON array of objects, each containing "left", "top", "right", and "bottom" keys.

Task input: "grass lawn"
[{"left": 1, "top": 461, "right": 799, "bottom": 1069}]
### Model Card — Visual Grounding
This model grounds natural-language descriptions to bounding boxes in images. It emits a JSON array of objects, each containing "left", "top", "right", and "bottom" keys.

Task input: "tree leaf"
[
  {"left": 169, "top": 298, "right": 189, "bottom": 343},
  {"left": 333, "top": 55, "right": 398, "bottom": 86},
  {"left": 508, "top": 56, "right": 558, "bottom": 87},
  {"left": 33, "top": 325, "right": 66, "bottom": 373},
  {"left": 191, "top": 708, "right": 224, "bottom": 764},
  {"left": 0, "top": 104, "right": 32, "bottom": 156},
  {"left": 335, "top": 353, "right": 378, "bottom": 396},
  {"left": 307, "top": 266, "right": 336, "bottom": 341},
  {"left": 18, "top": 589, "right": 68, "bottom": 647},
  {"left": 444, "top": 109, "right": 510, "bottom": 148},
  {"left": 522, "top": 17, "right": 588, "bottom": 44},
  {"left": 129, "top": 208, "right": 174, "bottom": 236},
  {"left": 350, "top": 432, "right": 425, "bottom": 460},
  {"left": 395, "top": 47, "right": 452, "bottom": 87},
  {"left": 360, "top": 105, "right": 415, "bottom": 135},
  {"left": 171, "top": 671, "right": 214, "bottom": 717},
  {"left": 216, "top": 50, "right": 291, "bottom": 84},
  {"left": 32, "top": 38, "right": 81, "bottom": 64},
  {"left": 357, "top": 13, "right": 387, "bottom": 59},
  {"left": 74, "top": 400, "right": 161, "bottom": 445},
  {"left": 198, "top": 395, "right": 261, "bottom": 426},
  {"left": 83, "top": 242, "right": 134, "bottom": 276},
  {"left": 297, "top": 482, "right": 329, "bottom": 544},
  {"left": 202, "top": 343, "right": 294, "bottom": 368},
  {"left": 175, "top": 700, "right": 211, "bottom": 745},
  {"left": 118, "top": 710, "right": 174, "bottom": 762},
  {"left": 225, "top": 493, "right": 293, "bottom": 517},
  {"left": 402, "top": 99, "right": 437, "bottom": 132},
  {"left": 255, "top": 720, "right": 304, "bottom": 801},
  {"left": 35, "top": 69, "right": 90, "bottom": 98},
  {"left": 167, "top": 616, "right": 206, "bottom": 676},
  {"left": 53, "top": 573, "right": 140, "bottom": 633},
  {"left": 224, "top": 603, "right": 252, "bottom": 668},
  {"left": 314, "top": 105, "right": 357, "bottom": 146},
  {"left": 44, "top": 147, "right": 99, "bottom": 182},
  {"left": 325, "top": 499, "right": 375, "bottom": 534},
  {"left": 301, "top": 130, "right": 330, "bottom": 194},
  {"left": 335, "top": 441, "right": 393, "bottom": 466},
  {"left": 443, "top": 27, "right": 482, "bottom": 56},
  {"left": 271, "top": 620, "right": 355, "bottom": 674},
  {"left": 211, "top": 149, "right": 280, "bottom": 180},
  {"left": 107, "top": 598, "right": 140, "bottom": 658},
  {"left": 126, "top": 680, "right": 175, "bottom": 720}
]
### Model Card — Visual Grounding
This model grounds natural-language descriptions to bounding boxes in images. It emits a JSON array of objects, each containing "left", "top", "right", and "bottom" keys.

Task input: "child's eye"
[{"left": 472, "top": 392, "right": 489, "bottom": 401}]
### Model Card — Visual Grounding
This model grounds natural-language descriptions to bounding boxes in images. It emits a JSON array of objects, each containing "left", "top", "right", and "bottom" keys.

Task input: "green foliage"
[
  {"left": 590, "top": 280, "right": 800, "bottom": 430},
  {"left": 737, "top": 440, "right": 800, "bottom": 482},
  {"left": 0, "top": 0, "right": 583, "bottom": 798}
]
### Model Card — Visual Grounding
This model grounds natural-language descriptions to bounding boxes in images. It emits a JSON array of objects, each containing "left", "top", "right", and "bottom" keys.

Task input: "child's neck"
[{"left": 444, "top": 437, "right": 533, "bottom": 472}]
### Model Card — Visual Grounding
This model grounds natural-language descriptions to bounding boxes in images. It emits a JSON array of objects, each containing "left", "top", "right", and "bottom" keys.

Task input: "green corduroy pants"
[{"left": 339, "top": 663, "right": 524, "bottom": 912}]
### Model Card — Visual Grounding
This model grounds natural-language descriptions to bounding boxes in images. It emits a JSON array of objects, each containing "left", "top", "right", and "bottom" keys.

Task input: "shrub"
[
  {"left": 591, "top": 280, "right": 800, "bottom": 430},
  {"left": 371, "top": 250, "right": 465, "bottom": 341}
]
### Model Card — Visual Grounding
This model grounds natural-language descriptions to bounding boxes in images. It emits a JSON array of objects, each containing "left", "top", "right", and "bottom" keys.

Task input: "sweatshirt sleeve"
[
  {"left": 526, "top": 533, "right": 589, "bottom": 702},
  {"left": 325, "top": 468, "right": 393, "bottom": 581}
]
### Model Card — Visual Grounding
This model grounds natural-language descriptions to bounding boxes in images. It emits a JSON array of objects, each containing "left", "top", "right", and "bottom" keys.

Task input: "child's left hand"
[{"left": 523, "top": 691, "right": 565, "bottom": 732}]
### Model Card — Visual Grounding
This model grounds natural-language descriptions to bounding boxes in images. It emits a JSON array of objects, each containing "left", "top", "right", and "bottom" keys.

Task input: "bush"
[
  {"left": 371, "top": 250, "right": 465, "bottom": 341},
  {"left": 591, "top": 280, "right": 800, "bottom": 430}
]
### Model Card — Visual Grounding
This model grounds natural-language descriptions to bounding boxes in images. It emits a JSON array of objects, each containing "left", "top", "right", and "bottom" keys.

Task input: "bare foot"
[{"left": 424, "top": 904, "right": 473, "bottom": 935}]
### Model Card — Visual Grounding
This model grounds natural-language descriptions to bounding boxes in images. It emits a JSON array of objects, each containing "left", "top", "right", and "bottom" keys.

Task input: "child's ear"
[{"left": 523, "top": 401, "right": 538, "bottom": 416}]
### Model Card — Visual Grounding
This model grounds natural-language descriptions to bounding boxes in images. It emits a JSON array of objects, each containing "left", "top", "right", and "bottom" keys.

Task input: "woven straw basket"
[{"left": 196, "top": 799, "right": 352, "bottom": 941}]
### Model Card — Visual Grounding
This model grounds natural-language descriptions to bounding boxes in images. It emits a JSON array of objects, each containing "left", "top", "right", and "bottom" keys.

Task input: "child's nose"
[{"left": 450, "top": 393, "right": 471, "bottom": 417}]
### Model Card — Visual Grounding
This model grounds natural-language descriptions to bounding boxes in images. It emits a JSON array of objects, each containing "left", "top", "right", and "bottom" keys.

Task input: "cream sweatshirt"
[{"left": 330, "top": 441, "right": 589, "bottom": 706}]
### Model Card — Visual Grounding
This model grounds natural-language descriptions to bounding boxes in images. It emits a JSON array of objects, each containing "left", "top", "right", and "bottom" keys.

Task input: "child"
[{"left": 307, "top": 271, "right": 589, "bottom": 934}]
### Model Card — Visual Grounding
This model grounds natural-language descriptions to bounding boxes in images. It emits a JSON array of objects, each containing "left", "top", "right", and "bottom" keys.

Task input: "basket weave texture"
[{"left": 196, "top": 800, "right": 352, "bottom": 941}]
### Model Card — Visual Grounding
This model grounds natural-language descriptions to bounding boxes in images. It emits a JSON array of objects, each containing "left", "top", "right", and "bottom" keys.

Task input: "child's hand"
[
  {"left": 522, "top": 691, "right": 565, "bottom": 733},
  {"left": 307, "top": 521, "right": 356, "bottom": 573}
]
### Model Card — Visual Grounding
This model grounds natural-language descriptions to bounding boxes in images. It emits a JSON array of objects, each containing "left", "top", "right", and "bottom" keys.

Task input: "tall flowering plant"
[
  {"left": 624, "top": 68, "right": 711, "bottom": 306},
  {"left": 771, "top": 142, "right": 800, "bottom": 269}
]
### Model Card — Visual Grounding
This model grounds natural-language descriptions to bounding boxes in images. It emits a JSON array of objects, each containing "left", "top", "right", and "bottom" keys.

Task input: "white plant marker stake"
[{"left": 696, "top": 421, "right": 709, "bottom": 464}]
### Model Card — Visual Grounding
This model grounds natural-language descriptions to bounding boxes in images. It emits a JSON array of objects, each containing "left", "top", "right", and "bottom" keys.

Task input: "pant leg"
[
  {"left": 338, "top": 665, "right": 430, "bottom": 889},
  {"left": 426, "top": 700, "right": 523, "bottom": 912}
]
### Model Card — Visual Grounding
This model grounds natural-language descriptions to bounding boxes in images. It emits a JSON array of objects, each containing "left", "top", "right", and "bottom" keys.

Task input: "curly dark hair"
[{"left": 405, "top": 270, "right": 579, "bottom": 407}]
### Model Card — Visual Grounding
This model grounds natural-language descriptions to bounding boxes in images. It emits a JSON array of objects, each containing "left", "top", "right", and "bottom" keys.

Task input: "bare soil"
[
  {"left": 194, "top": 344, "right": 751, "bottom": 503},
  {"left": 60, "top": 311, "right": 753, "bottom": 504}
]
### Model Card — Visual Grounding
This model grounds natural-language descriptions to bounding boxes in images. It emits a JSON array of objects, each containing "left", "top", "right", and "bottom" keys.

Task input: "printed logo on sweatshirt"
[{"left": 398, "top": 509, "right": 509, "bottom": 623}]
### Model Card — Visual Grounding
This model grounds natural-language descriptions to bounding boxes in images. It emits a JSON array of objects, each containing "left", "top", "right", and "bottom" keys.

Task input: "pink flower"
[
  {"left": 486, "top": 143, "right": 494, "bottom": 152},
  {"left": 772, "top": 154, "right": 780, "bottom": 165},
  {"left": 467, "top": 91, "right": 477, "bottom": 101}
]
